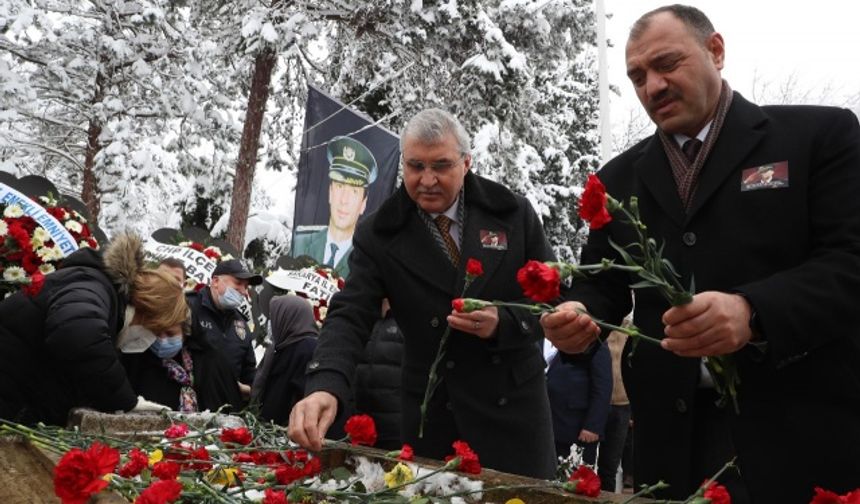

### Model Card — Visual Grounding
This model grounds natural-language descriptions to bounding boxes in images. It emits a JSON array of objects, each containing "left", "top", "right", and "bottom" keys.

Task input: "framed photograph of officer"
[
  {"left": 292, "top": 137, "right": 377, "bottom": 278},
  {"left": 290, "top": 87, "right": 400, "bottom": 280}
]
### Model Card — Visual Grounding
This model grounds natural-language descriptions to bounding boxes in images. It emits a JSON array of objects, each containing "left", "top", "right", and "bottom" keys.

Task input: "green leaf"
[{"left": 330, "top": 466, "right": 353, "bottom": 483}]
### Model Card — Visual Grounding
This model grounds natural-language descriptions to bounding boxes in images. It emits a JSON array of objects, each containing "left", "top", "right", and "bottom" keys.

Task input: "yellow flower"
[
  {"left": 383, "top": 462, "right": 414, "bottom": 489},
  {"left": 505, "top": 499, "right": 526, "bottom": 504},
  {"left": 102, "top": 473, "right": 113, "bottom": 482},
  {"left": 207, "top": 467, "right": 242, "bottom": 487},
  {"left": 148, "top": 449, "right": 163, "bottom": 466}
]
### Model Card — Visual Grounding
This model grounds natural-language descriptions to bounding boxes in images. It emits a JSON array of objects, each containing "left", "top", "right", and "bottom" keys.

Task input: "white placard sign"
[
  {"left": 265, "top": 267, "right": 340, "bottom": 301},
  {"left": 143, "top": 240, "right": 217, "bottom": 285},
  {"left": 0, "top": 182, "right": 79, "bottom": 256}
]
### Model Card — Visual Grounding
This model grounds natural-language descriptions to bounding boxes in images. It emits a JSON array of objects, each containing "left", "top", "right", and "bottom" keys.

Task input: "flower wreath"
[
  {"left": 175, "top": 240, "right": 234, "bottom": 292},
  {"left": 1, "top": 194, "right": 99, "bottom": 297},
  {"left": 271, "top": 267, "right": 345, "bottom": 327}
]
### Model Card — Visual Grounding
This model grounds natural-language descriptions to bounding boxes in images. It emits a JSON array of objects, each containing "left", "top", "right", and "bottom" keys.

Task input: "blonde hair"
[{"left": 130, "top": 268, "right": 189, "bottom": 334}]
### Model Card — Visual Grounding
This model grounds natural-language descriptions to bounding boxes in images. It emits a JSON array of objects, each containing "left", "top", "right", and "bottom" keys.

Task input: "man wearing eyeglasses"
[{"left": 289, "top": 108, "right": 558, "bottom": 479}]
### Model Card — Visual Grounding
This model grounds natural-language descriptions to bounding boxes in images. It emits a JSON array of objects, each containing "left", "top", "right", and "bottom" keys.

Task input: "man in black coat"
[
  {"left": 289, "top": 108, "right": 557, "bottom": 479},
  {"left": 187, "top": 259, "right": 261, "bottom": 399},
  {"left": 541, "top": 5, "right": 860, "bottom": 502}
]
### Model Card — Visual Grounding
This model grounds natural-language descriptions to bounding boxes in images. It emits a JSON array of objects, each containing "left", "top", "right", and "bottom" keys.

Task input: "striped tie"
[{"left": 434, "top": 215, "right": 460, "bottom": 266}]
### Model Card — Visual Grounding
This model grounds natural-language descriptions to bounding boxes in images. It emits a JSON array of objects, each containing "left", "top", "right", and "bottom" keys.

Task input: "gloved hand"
[{"left": 129, "top": 395, "right": 171, "bottom": 413}]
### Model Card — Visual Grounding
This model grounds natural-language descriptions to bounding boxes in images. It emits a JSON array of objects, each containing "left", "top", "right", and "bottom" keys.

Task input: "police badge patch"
[{"left": 234, "top": 319, "right": 247, "bottom": 341}]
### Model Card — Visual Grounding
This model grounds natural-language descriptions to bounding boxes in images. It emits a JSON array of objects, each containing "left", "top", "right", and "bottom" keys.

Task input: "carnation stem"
[
  {"left": 418, "top": 275, "right": 478, "bottom": 438},
  {"left": 574, "top": 308, "right": 663, "bottom": 345}
]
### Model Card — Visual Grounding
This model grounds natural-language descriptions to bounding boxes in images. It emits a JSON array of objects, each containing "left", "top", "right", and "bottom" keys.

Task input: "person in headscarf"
[{"left": 252, "top": 295, "right": 319, "bottom": 425}]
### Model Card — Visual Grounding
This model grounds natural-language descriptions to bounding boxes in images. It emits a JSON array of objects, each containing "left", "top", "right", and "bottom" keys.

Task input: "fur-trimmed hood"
[
  {"left": 60, "top": 231, "right": 144, "bottom": 299},
  {"left": 102, "top": 232, "right": 144, "bottom": 298}
]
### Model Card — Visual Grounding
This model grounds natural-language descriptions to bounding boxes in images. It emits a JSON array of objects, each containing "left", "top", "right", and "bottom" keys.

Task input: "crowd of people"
[{"left": 1, "top": 4, "right": 859, "bottom": 503}]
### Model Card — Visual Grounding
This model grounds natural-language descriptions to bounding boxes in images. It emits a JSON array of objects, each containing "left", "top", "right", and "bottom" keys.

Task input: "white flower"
[
  {"left": 221, "top": 254, "right": 234, "bottom": 261},
  {"left": 36, "top": 246, "right": 54, "bottom": 260},
  {"left": 178, "top": 241, "right": 192, "bottom": 247},
  {"left": 38, "top": 263, "right": 56, "bottom": 274},
  {"left": 65, "top": 220, "right": 83, "bottom": 233},
  {"left": 3, "top": 204, "right": 24, "bottom": 218},
  {"left": 318, "top": 306, "right": 328, "bottom": 320},
  {"left": 79, "top": 240, "right": 91, "bottom": 249},
  {"left": 39, "top": 195, "right": 58, "bottom": 206},
  {"left": 0, "top": 220, "right": 7, "bottom": 237},
  {"left": 72, "top": 210, "right": 86, "bottom": 223},
  {"left": 3, "top": 266, "right": 26, "bottom": 283},
  {"left": 32, "top": 227, "right": 50, "bottom": 242}
]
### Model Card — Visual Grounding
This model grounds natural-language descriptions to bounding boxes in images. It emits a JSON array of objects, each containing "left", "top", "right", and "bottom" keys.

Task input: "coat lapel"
[
  {"left": 386, "top": 211, "right": 458, "bottom": 295},
  {"left": 687, "top": 93, "right": 768, "bottom": 220},
  {"left": 634, "top": 135, "right": 687, "bottom": 227}
]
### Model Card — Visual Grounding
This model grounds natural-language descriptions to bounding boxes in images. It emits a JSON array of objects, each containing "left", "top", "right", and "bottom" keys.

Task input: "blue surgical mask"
[
  {"left": 219, "top": 287, "right": 245, "bottom": 310},
  {"left": 149, "top": 335, "right": 183, "bottom": 359}
]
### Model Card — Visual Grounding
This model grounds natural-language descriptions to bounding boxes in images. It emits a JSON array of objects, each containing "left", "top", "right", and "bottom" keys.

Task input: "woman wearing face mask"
[
  {"left": 119, "top": 314, "right": 243, "bottom": 413},
  {"left": 251, "top": 295, "right": 319, "bottom": 425},
  {"left": 0, "top": 233, "right": 188, "bottom": 425}
]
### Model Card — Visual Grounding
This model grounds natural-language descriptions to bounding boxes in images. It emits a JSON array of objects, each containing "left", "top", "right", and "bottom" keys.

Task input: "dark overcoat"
[
  {"left": 305, "top": 171, "right": 557, "bottom": 478},
  {"left": 187, "top": 287, "right": 257, "bottom": 386},
  {"left": 569, "top": 93, "right": 860, "bottom": 501},
  {"left": 258, "top": 337, "right": 317, "bottom": 425},
  {"left": 0, "top": 241, "right": 139, "bottom": 425}
]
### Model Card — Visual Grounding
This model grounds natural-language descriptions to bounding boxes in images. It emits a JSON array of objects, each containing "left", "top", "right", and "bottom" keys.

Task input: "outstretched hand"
[{"left": 288, "top": 391, "right": 338, "bottom": 452}]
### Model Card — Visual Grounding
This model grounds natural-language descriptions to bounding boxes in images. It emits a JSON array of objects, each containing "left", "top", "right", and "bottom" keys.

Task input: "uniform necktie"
[
  {"left": 434, "top": 215, "right": 460, "bottom": 265},
  {"left": 325, "top": 243, "right": 338, "bottom": 268},
  {"left": 682, "top": 138, "right": 703, "bottom": 163}
]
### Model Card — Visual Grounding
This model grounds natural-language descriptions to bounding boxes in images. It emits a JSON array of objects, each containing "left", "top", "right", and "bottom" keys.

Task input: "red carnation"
[
  {"left": 701, "top": 480, "right": 731, "bottom": 504},
  {"left": 516, "top": 260, "right": 561, "bottom": 302},
  {"left": 253, "top": 451, "right": 284, "bottom": 466},
  {"left": 134, "top": 479, "right": 183, "bottom": 504},
  {"left": 445, "top": 440, "right": 481, "bottom": 474},
  {"left": 274, "top": 463, "right": 305, "bottom": 485},
  {"left": 263, "top": 488, "right": 289, "bottom": 504},
  {"left": 398, "top": 444, "right": 414, "bottom": 461},
  {"left": 23, "top": 270, "right": 45, "bottom": 297},
  {"left": 232, "top": 452, "right": 255, "bottom": 464},
  {"left": 188, "top": 242, "right": 204, "bottom": 252},
  {"left": 118, "top": 448, "right": 149, "bottom": 478},
  {"left": 21, "top": 251, "right": 41, "bottom": 274},
  {"left": 451, "top": 298, "right": 465, "bottom": 312},
  {"left": 810, "top": 487, "right": 860, "bottom": 504},
  {"left": 186, "top": 446, "right": 212, "bottom": 471},
  {"left": 465, "top": 258, "right": 484, "bottom": 278},
  {"left": 164, "top": 423, "right": 189, "bottom": 439},
  {"left": 579, "top": 174, "right": 612, "bottom": 230},
  {"left": 811, "top": 488, "right": 843, "bottom": 504},
  {"left": 53, "top": 442, "right": 120, "bottom": 504},
  {"left": 285, "top": 449, "right": 309, "bottom": 464},
  {"left": 151, "top": 461, "right": 181, "bottom": 480},
  {"left": 567, "top": 465, "right": 601, "bottom": 497},
  {"left": 302, "top": 457, "right": 322, "bottom": 477},
  {"left": 344, "top": 414, "right": 377, "bottom": 446},
  {"left": 220, "top": 427, "right": 253, "bottom": 445}
]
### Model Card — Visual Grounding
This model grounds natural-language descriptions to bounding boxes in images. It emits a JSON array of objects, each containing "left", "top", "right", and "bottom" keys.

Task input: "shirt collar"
[{"left": 673, "top": 120, "right": 713, "bottom": 148}]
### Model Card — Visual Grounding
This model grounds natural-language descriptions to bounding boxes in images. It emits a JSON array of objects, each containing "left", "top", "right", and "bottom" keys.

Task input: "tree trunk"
[
  {"left": 225, "top": 46, "right": 278, "bottom": 253},
  {"left": 81, "top": 68, "right": 107, "bottom": 221}
]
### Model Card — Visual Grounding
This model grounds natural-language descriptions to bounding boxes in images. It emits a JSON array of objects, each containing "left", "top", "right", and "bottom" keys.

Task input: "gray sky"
[{"left": 606, "top": 1, "right": 860, "bottom": 123}]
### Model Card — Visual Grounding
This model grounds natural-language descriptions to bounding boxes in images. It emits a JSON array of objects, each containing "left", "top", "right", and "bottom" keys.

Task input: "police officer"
[
  {"left": 291, "top": 136, "right": 378, "bottom": 279},
  {"left": 187, "top": 259, "right": 262, "bottom": 400}
]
